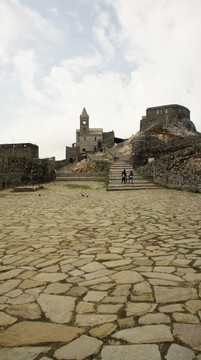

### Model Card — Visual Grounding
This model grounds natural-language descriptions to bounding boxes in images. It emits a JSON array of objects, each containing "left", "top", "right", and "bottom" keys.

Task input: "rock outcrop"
[{"left": 131, "top": 104, "right": 201, "bottom": 191}]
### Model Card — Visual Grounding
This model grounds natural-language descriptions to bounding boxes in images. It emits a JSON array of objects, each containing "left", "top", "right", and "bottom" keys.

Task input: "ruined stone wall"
[
  {"left": 137, "top": 144, "right": 201, "bottom": 192},
  {"left": 103, "top": 131, "right": 115, "bottom": 148},
  {"left": 0, "top": 143, "right": 39, "bottom": 159},
  {"left": 0, "top": 155, "right": 55, "bottom": 189},
  {"left": 140, "top": 105, "right": 194, "bottom": 132}
]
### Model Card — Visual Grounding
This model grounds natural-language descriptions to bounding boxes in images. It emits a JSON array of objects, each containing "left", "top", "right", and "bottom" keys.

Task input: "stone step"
[
  {"left": 108, "top": 185, "right": 159, "bottom": 190},
  {"left": 108, "top": 154, "right": 159, "bottom": 191}
]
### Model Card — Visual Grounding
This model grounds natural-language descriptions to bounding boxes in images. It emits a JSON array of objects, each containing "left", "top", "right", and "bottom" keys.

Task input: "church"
[{"left": 66, "top": 108, "right": 115, "bottom": 163}]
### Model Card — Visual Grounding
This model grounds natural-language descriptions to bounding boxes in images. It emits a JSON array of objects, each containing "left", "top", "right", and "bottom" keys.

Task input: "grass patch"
[{"left": 65, "top": 184, "right": 91, "bottom": 190}]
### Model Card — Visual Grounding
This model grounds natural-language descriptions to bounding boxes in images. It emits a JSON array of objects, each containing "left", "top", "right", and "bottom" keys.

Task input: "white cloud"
[
  {"left": 12, "top": 49, "right": 49, "bottom": 105},
  {"left": 61, "top": 53, "right": 102, "bottom": 75},
  {"left": 0, "top": 0, "right": 62, "bottom": 64}
]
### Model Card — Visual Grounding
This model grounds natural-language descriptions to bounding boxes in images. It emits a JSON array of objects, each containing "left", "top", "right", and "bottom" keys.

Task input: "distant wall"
[
  {"left": 0, "top": 155, "right": 55, "bottom": 189},
  {"left": 137, "top": 144, "right": 201, "bottom": 192},
  {"left": 0, "top": 143, "right": 39, "bottom": 159}
]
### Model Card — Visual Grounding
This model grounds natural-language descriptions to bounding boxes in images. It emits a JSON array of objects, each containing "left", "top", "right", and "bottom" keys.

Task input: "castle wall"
[
  {"left": 0, "top": 143, "right": 39, "bottom": 159},
  {"left": 140, "top": 104, "right": 191, "bottom": 132},
  {"left": 0, "top": 155, "right": 55, "bottom": 189}
]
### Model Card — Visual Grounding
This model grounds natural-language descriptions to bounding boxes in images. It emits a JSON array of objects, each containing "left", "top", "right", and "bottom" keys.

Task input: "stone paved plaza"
[{"left": 0, "top": 181, "right": 201, "bottom": 360}]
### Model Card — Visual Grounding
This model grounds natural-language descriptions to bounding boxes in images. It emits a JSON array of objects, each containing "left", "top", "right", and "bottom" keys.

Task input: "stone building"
[
  {"left": 140, "top": 104, "right": 195, "bottom": 132},
  {"left": 0, "top": 143, "right": 39, "bottom": 159},
  {"left": 66, "top": 108, "right": 114, "bottom": 163}
]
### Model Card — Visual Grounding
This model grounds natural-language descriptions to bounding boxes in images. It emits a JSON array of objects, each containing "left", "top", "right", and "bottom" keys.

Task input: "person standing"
[
  {"left": 121, "top": 169, "right": 127, "bottom": 184},
  {"left": 129, "top": 171, "right": 134, "bottom": 183}
]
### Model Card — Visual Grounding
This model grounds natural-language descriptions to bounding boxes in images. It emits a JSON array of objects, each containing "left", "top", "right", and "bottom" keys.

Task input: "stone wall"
[
  {"left": 0, "top": 143, "right": 39, "bottom": 159},
  {"left": 103, "top": 131, "right": 115, "bottom": 148},
  {"left": 0, "top": 155, "right": 55, "bottom": 189},
  {"left": 65, "top": 145, "right": 80, "bottom": 163},
  {"left": 137, "top": 144, "right": 201, "bottom": 192}
]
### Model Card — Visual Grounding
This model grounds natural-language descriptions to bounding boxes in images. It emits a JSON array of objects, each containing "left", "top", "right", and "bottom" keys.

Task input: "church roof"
[{"left": 81, "top": 107, "right": 88, "bottom": 117}]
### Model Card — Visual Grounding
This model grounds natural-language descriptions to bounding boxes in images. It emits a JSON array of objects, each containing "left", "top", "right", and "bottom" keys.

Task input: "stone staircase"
[{"left": 108, "top": 160, "right": 159, "bottom": 191}]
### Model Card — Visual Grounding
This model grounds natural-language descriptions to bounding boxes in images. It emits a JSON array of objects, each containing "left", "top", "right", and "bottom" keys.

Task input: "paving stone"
[
  {"left": 6, "top": 289, "right": 22, "bottom": 298},
  {"left": 25, "top": 286, "right": 45, "bottom": 296},
  {"left": 111, "top": 270, "right": 143, "bottom": 283},
  {"left": 0, "top": 311, "right": 17, "bottom": 325},
  {"left": 80, "top": 261, "right": 105, "bottom": 273},
  {"left": 79, "top": 276, "right": 111, "bottom": 286},
  {"left": 102, "top": 296, "right": 127, "bottom": 304},
  {"left": 67, "top": 286, "right": 87, "bottom": 297},
  {"left": 89, "top": 323, "right": 117, "bottom": 338},
  {"left": 0, "top": 268, "right": 24, "bottom": 280},
  {"left": 165, "top": 343, "right": 195, "bottom": 360},
  {"left": 54, "top": 335, "right": 102, "bottom": 359},
  {"left": 118, "top": 317, "right": 135, "bottom": 328},
  {"left": 142, "top": 272, "right": 184, "bottom": 282},
  {"left": 103, "top": 260, "right": 132, "bottom": 268},
  {"left": 173, "top": 323, "right": 201, "bottom": 350},
  {"left": 75, "top": 313, "right": 117, "bottom": 326},
  {"left": 184, "top": 300, "right": 201, "bottom": 314},
  {"left": 159, "top": 304, "right": 185, "bottom": 313},
  {"left": 172, "top": 312, "right": 199, "bottom": 324},
  {"left": 139, "top": 313, "right": 170, "bottom": 324},
  {"left": 183, "top": 273, "right": 201, "bottom": 284},
  {"left": 97, "top": 303, "right": 123, "bottom": 314},
  {"left": 96, "top": 254, "right": 123, "bottom": 261},
  {"left": 112, "top": 284, "right": 131, "bottom": 296},
  {"left": 0, "top": 346, "right": 51, "bottom": 360},
  {"left": 83, "top": 290, "right": 107, "bottom": 302},
  {"left": 37, "top": 293, "right": 75, "bottom": 323},
  {"left": 101, "top": 344, "right": 161, "bottom": 360},
  {"left": 126, "top": 302, "right": 157, "bottom": 317},
  {"left": 76, "top": 301, "right": 95, "bottom": 313},
  {"left": 154, "top": 286, "right": 197, "bottom": 303},
  {"left": 32, "top": 272, "right": 67, "bottom": 282},
  {"left": 0, "top": 321, "right": 84, "bottom": 346},
  {"left": 90, "top": 283, "right": 114, "bottom": 291},
  {"left": 7, "top": 293, "right": 35, "bottom": 305},
  {"left": 19, "top": 279, "right": 46, "bottom": 290},
  {"left": 0, "top": 279, "right": 21, "bottom": 295},
  {"left": 6, "top": 302, "right": 42, "bottom": 320},
  {"left": 44, "top": 282, "right": 71, "bottom": 294},
  {"left": 83, "top": 269, "right": 113, "bottom": 280},
  {"left": 113, "top": 324, "right": 173, "bottom": 343}
]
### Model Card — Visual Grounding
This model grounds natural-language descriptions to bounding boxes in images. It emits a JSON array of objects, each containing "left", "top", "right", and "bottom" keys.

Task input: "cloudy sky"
[{"left": 0, "top": 0, "right": 201, "bottom": 159}]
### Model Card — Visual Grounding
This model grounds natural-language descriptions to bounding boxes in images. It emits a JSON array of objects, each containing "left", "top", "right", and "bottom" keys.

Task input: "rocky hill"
[{"left": 127, "top": 105, "right": 201, "bottom": 192}]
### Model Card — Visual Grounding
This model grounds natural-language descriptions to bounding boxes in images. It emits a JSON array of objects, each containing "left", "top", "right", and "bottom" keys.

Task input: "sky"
[{"left": 0, "top": 0, "right": 201, "bottom": 160}]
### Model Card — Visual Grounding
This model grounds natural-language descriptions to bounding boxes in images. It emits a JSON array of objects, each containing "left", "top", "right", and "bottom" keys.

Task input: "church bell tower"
[{"left": 80, "top": 107, "right": 89, "bottom": 136}]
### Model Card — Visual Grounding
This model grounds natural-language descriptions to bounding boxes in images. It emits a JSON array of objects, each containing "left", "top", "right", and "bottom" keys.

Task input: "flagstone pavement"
[{"left": 0, "top": 181, "right": 200, "bottom": 360}]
